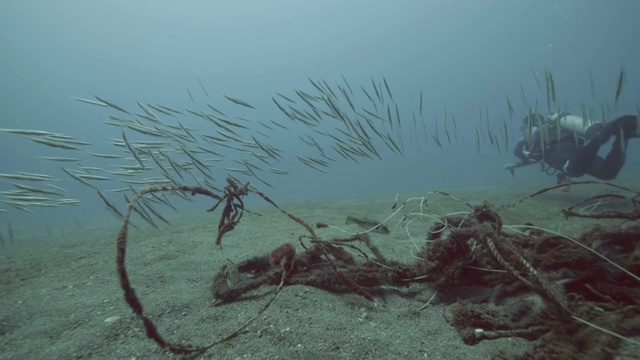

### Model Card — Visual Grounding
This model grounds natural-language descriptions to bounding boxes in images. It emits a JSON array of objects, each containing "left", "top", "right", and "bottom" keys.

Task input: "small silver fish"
[
  {"left": 345, "top": 216, "right": 390, "bottom": 234},
  {"left": 224, "top": 95, "right": 255, "bottom": 109}
]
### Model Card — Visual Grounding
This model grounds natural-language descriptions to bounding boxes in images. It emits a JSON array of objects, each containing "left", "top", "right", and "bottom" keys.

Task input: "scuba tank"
[
  {"left": 520, "top": 112, "right": 604, "bottom": 157},
  {"left": 547, "top": 113, "right": 604, "bottom": 140}
]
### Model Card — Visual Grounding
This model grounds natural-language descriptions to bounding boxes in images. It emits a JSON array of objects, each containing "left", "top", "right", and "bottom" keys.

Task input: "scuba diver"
[{"left": 504, "top": 112, "right": 639, "bottom": 189}]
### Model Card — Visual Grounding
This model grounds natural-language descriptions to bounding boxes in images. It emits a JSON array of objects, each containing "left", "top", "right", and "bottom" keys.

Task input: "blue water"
[{"left": 1, "top": 0, "right": 639, "bottom": 238}]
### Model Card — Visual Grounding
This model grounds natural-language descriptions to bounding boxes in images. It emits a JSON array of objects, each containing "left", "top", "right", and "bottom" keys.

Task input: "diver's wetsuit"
[{"left": 511, "top": 115, "right": 638, "bottom": 181}]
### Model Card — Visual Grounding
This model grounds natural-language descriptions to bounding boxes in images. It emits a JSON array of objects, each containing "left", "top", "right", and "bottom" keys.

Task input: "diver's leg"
[
  {"left": 586, "top": 137, "right": 627, "bottom": 180},
  {"left": 568, "top": 115, "right": 636, "bottom": 179},
  {"left": 606, "top": 115, "right": 639, "bottom": 140},
  {"left": 585, "top": 115, "right": 637, "bottom": 180},
  {"left": 563, "top": 138, "right": 603, "bottom": 177}
]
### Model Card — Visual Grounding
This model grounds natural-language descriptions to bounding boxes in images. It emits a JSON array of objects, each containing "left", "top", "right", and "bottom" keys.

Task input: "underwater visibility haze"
[
  {"left": 1, "top": 1, "right": 640, "bottom": 359},
  {"left": 1, "top": 1, "right": 639, "bottom": 224}
]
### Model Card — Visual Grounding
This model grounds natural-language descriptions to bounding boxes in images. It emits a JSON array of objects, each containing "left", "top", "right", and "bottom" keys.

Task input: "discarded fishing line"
[
  {"left": 116, "top": 179, "right": 640, "bottom": 358},
  {"left": 116, "top": 179, "right": 296, "bottom": 355}
]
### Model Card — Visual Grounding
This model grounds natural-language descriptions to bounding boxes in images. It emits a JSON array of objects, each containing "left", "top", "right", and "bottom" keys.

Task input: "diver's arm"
[
  {"left": 504, "top": 139, "right": 540, "bottom": 175},
  {"left": 503, "top": 158, "right": 537, "bottom": 171},
  {"left": 506, "top": 158, "right": 538, "bottom": 169}
]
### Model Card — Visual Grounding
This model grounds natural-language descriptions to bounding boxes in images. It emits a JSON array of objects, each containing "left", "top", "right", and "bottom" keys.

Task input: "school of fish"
[{"left": 0, "top": 70, "right": 628, "bottom": 243}]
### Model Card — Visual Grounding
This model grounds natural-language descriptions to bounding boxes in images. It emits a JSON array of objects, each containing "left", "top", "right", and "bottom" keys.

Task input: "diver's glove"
[
  {"left": 503, "top": 163, "right": 517, "bottom": 176},
  {"left": 556, "top": 172, "right": 572, "bottom": 192}
]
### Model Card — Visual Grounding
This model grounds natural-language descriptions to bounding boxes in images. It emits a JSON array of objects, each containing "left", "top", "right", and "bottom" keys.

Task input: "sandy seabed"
[{"left": 1, "top": 179, "right": 639, "bottom": 360}]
